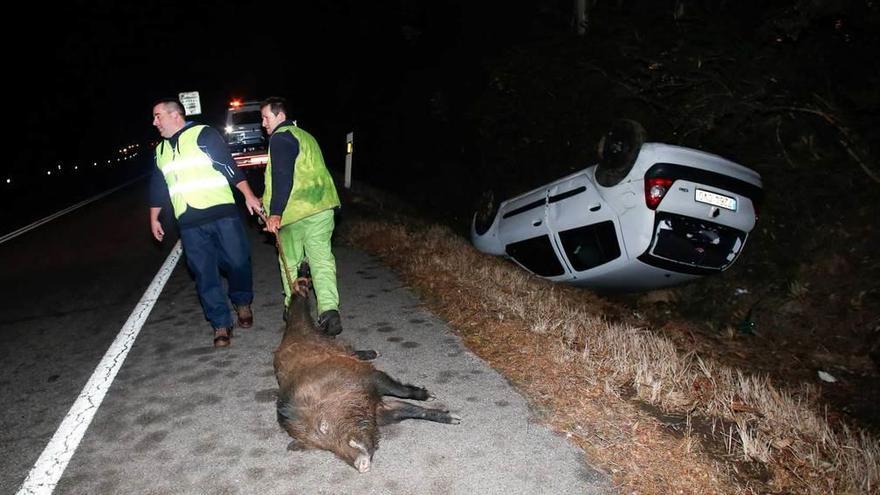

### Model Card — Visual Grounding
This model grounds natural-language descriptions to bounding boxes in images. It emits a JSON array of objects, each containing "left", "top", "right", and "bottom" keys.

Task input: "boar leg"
[
  {"left": 286, "top": 438, "right": 306, "bottom": 451},
  {"left": 371, "top": 370, "right": 431, "bottom": 400},
  {"left": 377, "top": 398, "right": 461, "bottom": 425},
  {"left": 351, "top": 350, "right": 378, "bottom": 361}
]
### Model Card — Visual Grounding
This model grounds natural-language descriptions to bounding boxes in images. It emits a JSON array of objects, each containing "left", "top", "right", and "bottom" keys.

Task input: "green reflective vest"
[
  {"left": 155, "top": 125, "right": 235, "bottom": 219},
  {"left": 263, "top": 124, "right": 340, "bottom": 227}
]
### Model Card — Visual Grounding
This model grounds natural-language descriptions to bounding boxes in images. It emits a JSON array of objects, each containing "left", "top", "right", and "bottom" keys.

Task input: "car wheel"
[
  {"left": 595, "top": 119, "right": 646, "bottom": 187},
  {"left": 473, "top": 190, "right": 498, "bottom": 236}
]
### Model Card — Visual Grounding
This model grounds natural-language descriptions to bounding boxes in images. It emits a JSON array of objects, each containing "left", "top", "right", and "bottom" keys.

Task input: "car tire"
[
  {"left": 595, "top": 119, "right": 646, "bottom": 187},
  {"left": 473, "top": 190, "right": 498, "bottom": 236}
]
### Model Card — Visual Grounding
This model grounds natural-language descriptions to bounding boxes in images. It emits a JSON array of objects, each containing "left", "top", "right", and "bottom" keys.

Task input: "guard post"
[{"left": 344, "top": 131, "right": 353, "bottom": 189}]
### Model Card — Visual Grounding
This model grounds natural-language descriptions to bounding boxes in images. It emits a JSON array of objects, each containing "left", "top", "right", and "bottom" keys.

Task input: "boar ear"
[
  {"left": 287, "top": 439, "right": 305, "bottom": 451},
  {"left": 319, "top": 419, "right": 330, "bottom": 435}
]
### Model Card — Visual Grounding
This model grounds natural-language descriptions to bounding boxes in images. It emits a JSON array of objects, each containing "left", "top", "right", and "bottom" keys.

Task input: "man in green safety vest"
[
  {"left": 259, "top": 96, "right": 343, "bottom": 335},
  {"left": 149, "top": 98, "right": 264, "bottom": 347}
]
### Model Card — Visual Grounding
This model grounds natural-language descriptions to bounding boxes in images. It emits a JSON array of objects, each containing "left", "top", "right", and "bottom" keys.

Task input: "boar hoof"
[{"left": 352, "top": 350, "right": 378, "bottom": 361}]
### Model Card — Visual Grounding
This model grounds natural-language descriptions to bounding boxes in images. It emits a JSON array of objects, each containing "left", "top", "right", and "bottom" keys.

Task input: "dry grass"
[{"left": 340, "top": 214, "right": 879, "bottom": 495}]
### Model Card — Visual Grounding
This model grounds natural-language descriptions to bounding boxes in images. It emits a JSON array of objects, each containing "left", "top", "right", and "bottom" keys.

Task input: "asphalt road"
[{"left": 0, "top": 179, "right": 612, "bottom": 494}]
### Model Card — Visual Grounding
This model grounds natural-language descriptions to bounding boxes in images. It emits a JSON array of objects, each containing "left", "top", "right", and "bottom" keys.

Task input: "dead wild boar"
[{"left": 273, "top": 279, "right": 460, "bottom": 473}]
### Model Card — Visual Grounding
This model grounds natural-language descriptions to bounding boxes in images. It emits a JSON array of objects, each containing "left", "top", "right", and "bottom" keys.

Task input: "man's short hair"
[
  {"left": 152, "top": 97, "right": 185, "bottom": 116},
  {"left": 260, "top": 97, "right": 288, "bottom": 117}
]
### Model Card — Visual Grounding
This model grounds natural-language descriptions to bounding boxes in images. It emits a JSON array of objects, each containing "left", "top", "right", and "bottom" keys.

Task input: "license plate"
[{"left": 695, "top": 188, "right": 737, "bottom": 210}]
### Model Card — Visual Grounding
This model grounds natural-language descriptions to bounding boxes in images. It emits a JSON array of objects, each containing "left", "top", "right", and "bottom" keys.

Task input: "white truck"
[{"left": 224, "top": 99, "right": 269, "bottom": 169}]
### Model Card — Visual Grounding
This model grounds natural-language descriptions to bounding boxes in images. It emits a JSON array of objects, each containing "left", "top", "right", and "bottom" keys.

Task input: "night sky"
[{"left": 7, "top": 0, "right": 537, "bottom": 179}]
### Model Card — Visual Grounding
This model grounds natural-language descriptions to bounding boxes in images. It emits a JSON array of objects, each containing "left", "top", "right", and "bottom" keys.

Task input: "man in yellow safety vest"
[
  {"left": 150, "top": 98, "right": 263, "bottom": 347},
  {"left": 260, "top": 96, "right": 342, "bottom": 336}
]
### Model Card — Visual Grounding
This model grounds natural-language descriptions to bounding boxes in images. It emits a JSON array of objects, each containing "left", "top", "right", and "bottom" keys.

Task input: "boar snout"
[
  {"left": 349, "top": 439, "right": 372, "bottom": 473},
  {"left": 354, "top": 454, "right": 371, "bottom": 473}
]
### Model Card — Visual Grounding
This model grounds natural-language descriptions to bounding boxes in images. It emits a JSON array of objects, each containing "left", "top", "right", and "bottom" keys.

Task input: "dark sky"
[
  {"left": 11, "top": 1, "right": 366, "bottom": 166},
  {"left": 7, "top": 0, "right": 540, "bottom": 176}
]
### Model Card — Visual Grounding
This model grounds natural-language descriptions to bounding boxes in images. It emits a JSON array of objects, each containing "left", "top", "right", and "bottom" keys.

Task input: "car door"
[
  {"left": 497, "top": 186, "right": 568, "bottom": 279},
  {"left": 545, "top": 172, "right": 623, "bottom": 277}
]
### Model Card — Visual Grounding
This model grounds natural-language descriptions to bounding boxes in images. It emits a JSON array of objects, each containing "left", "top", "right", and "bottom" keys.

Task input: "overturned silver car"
[{"left": 471, "top": 122, "right": 763, "bottom": 291}]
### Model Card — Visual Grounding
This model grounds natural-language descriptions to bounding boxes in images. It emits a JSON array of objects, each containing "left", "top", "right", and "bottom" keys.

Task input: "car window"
[
  {"left": 558, "top": 221, "right": 621, "bottom": 271},
  {"left": 505, "top": 235, "right": 565, "bottom": 277},
  {"left": 649, "top": 213, "right": 745, "bottom": 271},
  {"left": 232, "top": 111, "right": 261, "bottom": 126}
]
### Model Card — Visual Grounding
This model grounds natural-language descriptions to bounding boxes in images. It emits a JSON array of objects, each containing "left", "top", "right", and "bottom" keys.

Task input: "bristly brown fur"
[
  {"left": 273, "top": 284, "right": 380, "bottom": 469},
  {"left": 273, "top": 277, "right": 458, "bottom": 472}
]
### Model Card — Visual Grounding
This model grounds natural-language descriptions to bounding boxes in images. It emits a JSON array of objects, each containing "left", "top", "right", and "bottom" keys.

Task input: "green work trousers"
[{"left": 276, "top": 208, "right": 339, "bottom": 313}]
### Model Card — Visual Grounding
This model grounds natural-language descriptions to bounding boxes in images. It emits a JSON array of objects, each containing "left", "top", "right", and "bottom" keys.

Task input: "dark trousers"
[{"left": 179, "top": 216, "right": 253, "bottom": 329}]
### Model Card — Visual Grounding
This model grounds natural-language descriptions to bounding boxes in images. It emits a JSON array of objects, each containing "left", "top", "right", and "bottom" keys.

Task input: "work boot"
[
  {"left": 233, "top": 304, "right": 253, "bottom": 329},
  {"left": 213, "top": 327, "right": 232, "bottom": 348},
  {"left": 318, "top": 310, "right": 343, "bottom": 336}
]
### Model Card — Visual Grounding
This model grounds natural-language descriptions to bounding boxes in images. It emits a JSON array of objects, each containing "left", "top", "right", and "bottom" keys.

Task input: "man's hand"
[
  {"left": 235, "top": 180, "right": 263, "bottom": 216},
  {"left": 151, "top": 218, "right": 165, "bottom": 242},
  {"left": 150, "top": 207, "right": 164, "bottom": 242},
  {"left": 244, "top": 194, "right": 263, "bottom": 216},
  {"left": 265, "top": 215, "right": 282, "bottom": 234}
]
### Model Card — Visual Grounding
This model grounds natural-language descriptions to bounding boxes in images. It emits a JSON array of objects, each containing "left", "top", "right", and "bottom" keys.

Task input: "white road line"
[
  {"left": 0, "top": 175, "right": 147, "bottom": 245},
  {"left": 16, "top": 240, "right": 183, "bottom": 495}
]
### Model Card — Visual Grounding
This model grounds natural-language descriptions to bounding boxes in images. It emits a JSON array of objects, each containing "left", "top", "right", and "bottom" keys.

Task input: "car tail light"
[{"left": 645, "top": 177, "right": 673, "bottom": 210}]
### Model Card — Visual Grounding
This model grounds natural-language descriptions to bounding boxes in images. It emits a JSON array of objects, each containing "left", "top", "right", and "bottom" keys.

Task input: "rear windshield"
[{"left": 231, "top": 111, "right": 261, "bottom": 126}]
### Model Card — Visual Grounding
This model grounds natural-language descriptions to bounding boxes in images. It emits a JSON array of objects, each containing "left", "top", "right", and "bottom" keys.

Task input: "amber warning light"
[{"left": 229, "top": 99, "right": 242, "bottom": 109}]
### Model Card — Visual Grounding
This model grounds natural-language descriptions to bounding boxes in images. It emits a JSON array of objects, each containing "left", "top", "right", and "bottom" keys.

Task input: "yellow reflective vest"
[
  {"left": 155, "top": 125, "right": 235, "bottom": 219},
  {"left": 263, "top": 124, "right": 340, "bottom": 227}
]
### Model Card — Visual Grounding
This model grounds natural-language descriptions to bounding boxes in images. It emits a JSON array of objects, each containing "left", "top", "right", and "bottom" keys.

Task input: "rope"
[{"left": 257, "top": 210, "right": 299, "bottom": 296}]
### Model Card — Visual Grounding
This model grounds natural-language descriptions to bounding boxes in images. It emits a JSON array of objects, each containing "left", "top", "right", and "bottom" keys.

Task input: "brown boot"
[
  {"left": 233, "top": 304, "right": 253, "bottom": 329},
  {"left": 213, "top": 327, "right": 232, "bottom": 348}
]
